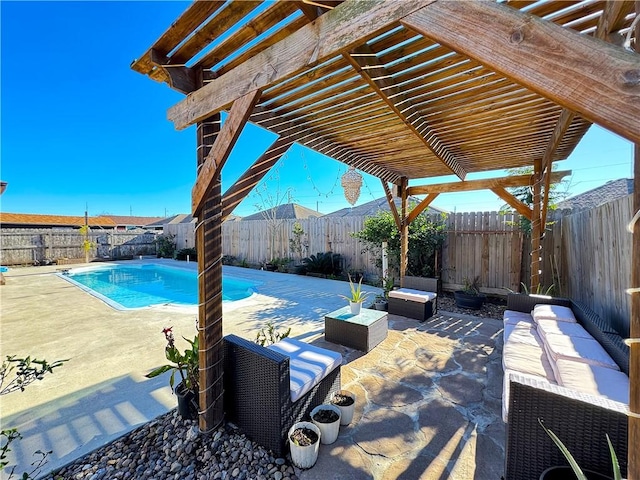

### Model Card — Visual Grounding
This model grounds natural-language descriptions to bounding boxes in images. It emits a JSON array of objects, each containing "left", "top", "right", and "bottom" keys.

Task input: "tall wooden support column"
[
  {"left": 399, "top": 177, "right": 409, "bottom": 286},
  {"left": 530, "top": 159, "right": 542, "bottom": 291},
  {"left": 196, "top": 110, "right": 223, "bottom": 433},
  {"left": 628, "top": 6, "right": 639, "bottom": 479}
]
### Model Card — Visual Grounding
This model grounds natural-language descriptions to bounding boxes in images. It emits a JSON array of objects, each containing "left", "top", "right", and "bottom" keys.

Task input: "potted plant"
[
  {"left": 310, "top": 404, "right": 341, "bottom": 444},
  {"left": 330, "top": 390, "right": 356, "bottom": 425},
  {"left": 340, "top": 274, "right": 370, "bottom": 315},
  {"left": 539, "top": 419, "right": 622, "bottom": 480},
  {"left": 145, "top": 327, "right": 199, "bottom": 420},
  {"left": 288, "top": 421, "right": 320, "bottom": 469},
  {"left": 453, "top": 276, "right": 486, "bottom": 310},
  {"left": 373, "top": 294, "right": 387, "bottom": 311}
]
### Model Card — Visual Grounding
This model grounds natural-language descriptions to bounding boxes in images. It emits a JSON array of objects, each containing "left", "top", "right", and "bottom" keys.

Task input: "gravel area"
[
  {"left": 41, "top": 411, "right": 295, "bottom": 480},
  {"left": 437, "top": 291, "right": 507, "bottom": 319}
]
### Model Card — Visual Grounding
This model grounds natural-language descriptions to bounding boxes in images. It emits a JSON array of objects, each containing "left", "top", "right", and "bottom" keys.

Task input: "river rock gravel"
[{"left": 41, "top": 410, "right": 296, "bottom": 480}]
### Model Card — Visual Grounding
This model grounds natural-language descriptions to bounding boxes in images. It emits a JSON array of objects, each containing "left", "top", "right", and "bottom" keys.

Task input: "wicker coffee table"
[{"left": 324, "top": 306, "right": 388, "bottom": 352}]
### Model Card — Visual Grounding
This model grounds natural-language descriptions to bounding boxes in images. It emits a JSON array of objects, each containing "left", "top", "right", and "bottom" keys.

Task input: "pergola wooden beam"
[
  {"left": 192, "top": 90, "right": 261, "bottom": 214},
  {"left": 406, "top": 171, "right": 571, "bottom": 196},
  {"left": 343, "top": 44, "right": 467, "bottom": 179},
  {"left": 167, "top": 1, "right": 436, "bottom": 130},
  {"left": 491, "top": 187, "right": 533, "bottom": 221},
  {"left": 406, "top": 193, "right": 439, "bottom": 225},
  {"left": 381, "top": 179, "right": 401, "bottom": 231},
  {"left": 252, "top": 105, "right": 401, "bottom": 183},
  {"left": 221, "top": 137, "right": 294, "bottom": 221},
  {"left": 400, "top": 0, "right": 640, "bottom": 145}
]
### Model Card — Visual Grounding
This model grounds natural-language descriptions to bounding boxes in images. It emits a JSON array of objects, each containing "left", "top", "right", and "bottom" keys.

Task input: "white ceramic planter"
[
  {"left": 310, "top": 404, "right": 341, "bottom": 444},
  {"left": 349, "top": 301, "right": 362, "bottom": 315},
  {"left": 288, "top": 421, "right": 320, "bottom": 469},
  {"left": 331, "top": 390, "right": 356, "bottom": 426}
]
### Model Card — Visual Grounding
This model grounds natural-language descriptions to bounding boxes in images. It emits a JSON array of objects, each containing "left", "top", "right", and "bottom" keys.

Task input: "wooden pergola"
[{"left": 132, "top": 1, "right": 640, "bottom": 477}]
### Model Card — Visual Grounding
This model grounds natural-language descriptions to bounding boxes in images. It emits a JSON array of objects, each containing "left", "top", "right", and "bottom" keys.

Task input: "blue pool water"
[{"left": 61, "top": 264, "right": 258, "bottom": 310}]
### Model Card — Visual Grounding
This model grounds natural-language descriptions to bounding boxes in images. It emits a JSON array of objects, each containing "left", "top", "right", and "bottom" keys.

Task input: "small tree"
[
  {"left": 78, "top": 225, "right": 93, "bottom": 263},
  {"left": 353, "top": 206, "right": 446, "bottom": 278},
  {"left": 289, "top": 221, "right": 305, "bottom": 260},
  {"left": 154, "top": 233, "right": 177, "bottom": 258}
]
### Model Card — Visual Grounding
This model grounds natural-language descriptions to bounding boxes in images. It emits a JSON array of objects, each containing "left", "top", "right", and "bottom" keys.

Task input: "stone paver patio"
[{"left": 302, "top": 312, "right": 505, "bottom": 480}]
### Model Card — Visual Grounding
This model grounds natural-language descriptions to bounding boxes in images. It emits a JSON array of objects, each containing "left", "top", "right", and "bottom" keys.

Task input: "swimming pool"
[{"left": 59, "top": 263, "right": 259, "bottom": 310}]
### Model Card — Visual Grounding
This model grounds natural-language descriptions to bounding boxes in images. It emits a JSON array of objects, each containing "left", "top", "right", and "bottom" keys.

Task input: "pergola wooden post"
[
  {"left": 399, "top": 177, "right": 409, "bottom": 286},
  {"left": 530, "top": 159, "right": 543, "bottom": 291},
  {"left": 629, "top": 5, "right": 639, "bottom": 478}
]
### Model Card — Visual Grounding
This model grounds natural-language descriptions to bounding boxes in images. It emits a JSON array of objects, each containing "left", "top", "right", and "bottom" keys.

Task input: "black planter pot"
[
  {"left": 175, "top": 382, "right": 198, "bottom": 420},
  {"left": 453, "top": 291, "right": 486, "bottom": 310},
  {"left": 539, "top": 466, "right": 613, "bottom": 480}
]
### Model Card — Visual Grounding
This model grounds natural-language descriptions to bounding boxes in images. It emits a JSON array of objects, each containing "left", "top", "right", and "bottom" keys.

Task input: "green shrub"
[
  {"left": 301, "top": 252, "right": 342, "bottom": 276},
  {"left": 154, "top": 234, "right": 177, "bottom": 259}
]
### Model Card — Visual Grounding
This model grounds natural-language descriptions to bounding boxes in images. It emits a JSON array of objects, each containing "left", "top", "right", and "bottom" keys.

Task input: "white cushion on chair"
[
  {"left": 388, "top": 288, "right": 437, "bottom": 303},
  {"left": 536, "top": 319, "right": 593, "bottom": 341},
  {"left": 503, "top": 310, "right": 534, "bottom": 326},
  {"left": 502, "top": 326, "right": 555, "bottom": 380},
  {"left": 268, "top": 338, "right": 342, "bottom": 402}
]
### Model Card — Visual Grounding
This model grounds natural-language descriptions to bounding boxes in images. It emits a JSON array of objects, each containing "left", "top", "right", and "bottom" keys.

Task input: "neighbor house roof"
[
  {"left": 0, "top": 213, "right": 117, "bottom": 228},
  {"left": 325, "top": 196, "right": 447, "bottom": 218},
  {"left": 242, "top": 203, "right": 322, "bottom": 221},
  {"left": 556, "top": 179, "right": 634, "bottom": 214},
  {"left": 97, "top": 215, "right": 165, "bottom": 227}
]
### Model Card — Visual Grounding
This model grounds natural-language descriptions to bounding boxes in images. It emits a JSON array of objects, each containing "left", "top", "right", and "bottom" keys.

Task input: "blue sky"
[{"left": 1, "top": 2, "right": 634, "bottom": 218}]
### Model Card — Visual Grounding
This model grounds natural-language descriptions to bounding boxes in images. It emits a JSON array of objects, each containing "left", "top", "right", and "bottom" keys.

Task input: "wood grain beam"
[
  {"left": 407, "top": 171, "right": 571, "bottom": 195},
  {"left": 490, "top": 187, "right": 533, "bottom": 220},
  {"left": 168, "top": 0, "right": 436, "bottom": 130},
  {"left": 252, "top": 105, "right": 402, "bottom": 183},
  {"left": 150, "top": 50, "right": 198, "bottom": 94},
  {"left": 344, "top": 45, "right": 467, "bottom": 180},
  {"left": 192, "top": 90, "right": 261, "bottom": 214},
  {"left": 131, "top": 1, "right": 225, "bottom": 77},
  {"left": 221, "top": 137, "right": 293, "bottom": 221},
  {"left": 406, "top": 193, "right": 439, "bottom": 225},
  {"left": 381, "top": 179, "right": 401, "bottom": 231},
  {"left": 401, "top": 0, "right": 640, "bottom": 145},
  {"left": 594, "top": 1, "right": 636, "bottom": 41}
]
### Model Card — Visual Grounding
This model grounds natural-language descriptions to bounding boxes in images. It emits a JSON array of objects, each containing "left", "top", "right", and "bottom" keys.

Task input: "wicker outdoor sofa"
[
  {"left": 223, "top": 334, "right": 341, "bottom": 457},
  {"left": 503, "top": 294, "right": 630, "bottom": 480}
]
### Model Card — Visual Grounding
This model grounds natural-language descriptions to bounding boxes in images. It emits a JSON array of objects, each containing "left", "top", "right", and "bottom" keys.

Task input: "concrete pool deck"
[
  {"left": 0, "top": 260, "right": 381, "bottom": 477},
  {"left": 1, "top": 260, "right": 506, "bottom": 479}
]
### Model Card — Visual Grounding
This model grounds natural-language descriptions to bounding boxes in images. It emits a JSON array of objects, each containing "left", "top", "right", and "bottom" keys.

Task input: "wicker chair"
[
  {"left": 223, "top": 334, "right": 341, "bottom": 457},
  {"left": 504, "top": 294, "right": 629, "bottom": 480}
]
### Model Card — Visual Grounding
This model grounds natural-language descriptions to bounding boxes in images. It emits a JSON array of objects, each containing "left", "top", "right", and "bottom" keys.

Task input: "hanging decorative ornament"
[{"left": 341, "top": 167, "right": 363, "bottom": 206}]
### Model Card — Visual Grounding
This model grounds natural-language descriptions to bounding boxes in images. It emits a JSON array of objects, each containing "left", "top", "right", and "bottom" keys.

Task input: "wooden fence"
[
  {"left": 218, "top": 213, "right": 523, "bottom": 293},
  {"left": 0, "top": 229, "right": 158, "bottom": 265},
  {"left": 546, "top": 195, "right": 633, "bottom": 335}
]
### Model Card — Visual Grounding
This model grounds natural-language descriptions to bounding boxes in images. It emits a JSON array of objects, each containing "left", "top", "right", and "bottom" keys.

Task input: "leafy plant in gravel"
[{"left": 146, "top": 327, "right": 199, "bottom": 393}]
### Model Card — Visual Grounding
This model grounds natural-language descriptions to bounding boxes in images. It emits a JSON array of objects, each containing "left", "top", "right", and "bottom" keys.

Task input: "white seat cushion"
[
  {"left": 268, "top": 338, "right": 342, "bottom": 402},
  {"left": 502, "top": 326, "right": 555, "bottom": 380},
  {"left": 542, "top": 332, "right": 620, "bottom": 370},
  {"left": 503, "top": 310, "right": 534, "bottom": 326},
  {"left": 555, "top": 358, "right": 629, "bottom": 404},
  {"left": 504, "top": 321, "right": 542, "bottom": 346},
  {"left": 388, "top": 288, "right": 437, "bottom": 303},
  {"left": 536, "top": 319, "right": 593, "bottom": 342},
  {"left": 532, "top": 304, "right": 577, "bottom": 324}
]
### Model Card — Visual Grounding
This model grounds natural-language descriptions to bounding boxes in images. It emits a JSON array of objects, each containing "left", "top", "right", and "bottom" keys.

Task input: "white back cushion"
[
  {"left": 542, "top": 332, "right": 619, "bottom": 371},
  {"left": 503, "top": 310, "right": 534, "bottom": 326},
  {"left": 536, "top": 319, "right": 593, "bottom": 342},
  {"left": 532, "top": 304, "right": 576, "bottom": 324}
]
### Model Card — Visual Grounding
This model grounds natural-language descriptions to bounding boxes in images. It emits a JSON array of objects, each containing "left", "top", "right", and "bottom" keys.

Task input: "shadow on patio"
[{"left": 299, "top": 312, "right": 505, "bottom": 480}]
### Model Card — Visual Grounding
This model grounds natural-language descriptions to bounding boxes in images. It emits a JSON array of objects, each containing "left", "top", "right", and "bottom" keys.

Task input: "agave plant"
[
  {"left": 340, "top": 275, "right": 369, "bottom": 303},
  {"left": 539, "top": 419, "right": 622, "bottom": 480}
]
